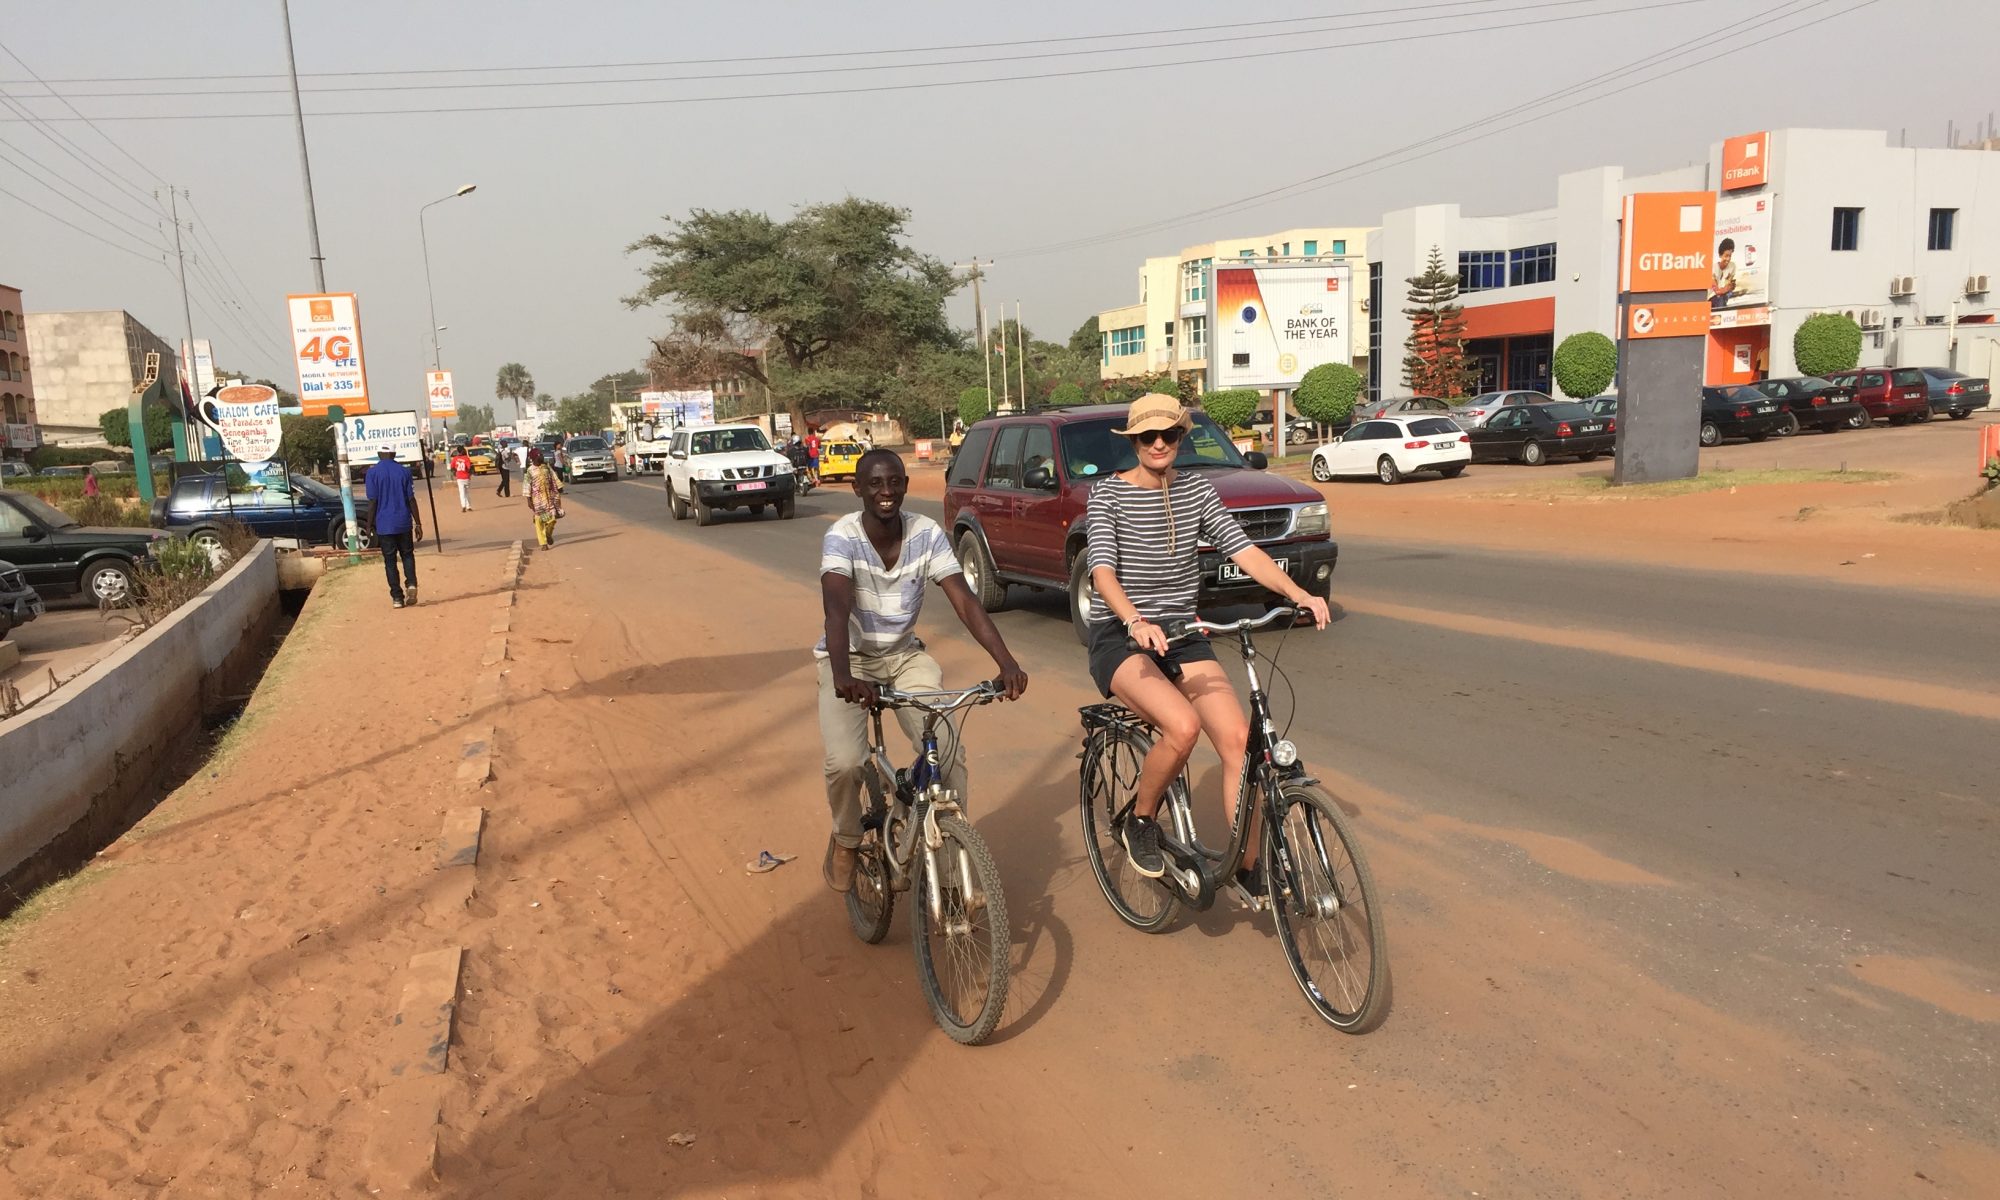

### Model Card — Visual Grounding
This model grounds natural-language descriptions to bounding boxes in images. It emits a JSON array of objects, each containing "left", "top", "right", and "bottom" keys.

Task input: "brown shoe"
[{"left": 823, "top": 837, "right": 857, "bottom": 893}]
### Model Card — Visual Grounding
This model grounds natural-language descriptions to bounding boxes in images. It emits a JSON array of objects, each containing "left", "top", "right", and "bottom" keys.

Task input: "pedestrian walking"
[
  {"left": 496, "top": 446, "right": 513, "bottom": 497},
  {"left": 83, "top": 469, "right": 101, "bottom": 499},
  {"left": 363, "top": 444, "right": 419, "bottom": 608},
  {"left": 804, "top": 427, "right": 822, "bottom": 486},
  {"left": 449, "top": 447, "right": 473, "bottom": 511},
  {"left": 524, "top": 447, "right": 564, "bottom": 550}
]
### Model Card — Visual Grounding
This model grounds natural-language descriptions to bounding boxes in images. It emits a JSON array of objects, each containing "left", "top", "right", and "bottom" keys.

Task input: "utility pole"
[
  {"left": 982, "top": 307, "right": 993, "bottom": 413},
  {"left": 954, "top": 259, "right": 992, "bottom": 415},
  {"left": 1016, "top": 300, "right": 1027, "bottom": 408},
  {"left": 998, "top": 313, "right": 1010, "bottom": 414},
  {"left": 281, "top": 0, "right": 357, "bottom": 559},
  {"left": 164, "top": 186, "right": 201, "bottom": 461}
]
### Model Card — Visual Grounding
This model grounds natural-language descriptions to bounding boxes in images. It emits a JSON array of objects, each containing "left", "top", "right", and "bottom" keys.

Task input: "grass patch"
[
  {"left": 1508, "top": 468, "right": 1895, "bottom": 499},
  {"left": 0, "top": 864, "right": 116, "bottom": 955}
]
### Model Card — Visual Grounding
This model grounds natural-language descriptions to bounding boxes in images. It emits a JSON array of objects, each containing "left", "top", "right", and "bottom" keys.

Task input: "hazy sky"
[{"left": 3, "top": 0, "right": 1992, "bottom": 409}]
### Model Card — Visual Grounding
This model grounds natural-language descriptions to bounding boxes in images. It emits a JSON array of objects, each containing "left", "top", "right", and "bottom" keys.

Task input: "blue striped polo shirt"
[{"left": 815, "top": 511, "right": 962, "bottom": 658}]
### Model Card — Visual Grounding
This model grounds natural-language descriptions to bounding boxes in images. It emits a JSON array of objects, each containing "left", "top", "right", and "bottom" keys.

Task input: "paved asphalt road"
[{"left": 564, "top": 471, "right": 1997, "bottom": 1131}]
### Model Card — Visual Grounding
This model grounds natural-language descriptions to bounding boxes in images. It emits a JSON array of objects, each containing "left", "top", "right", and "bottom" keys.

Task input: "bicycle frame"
[
  {"left": 1081, "top": 611, "right": 1312, "bottom": 912},
  {"left": 859, "top": 686, "right": 993, "bottom": 925}
]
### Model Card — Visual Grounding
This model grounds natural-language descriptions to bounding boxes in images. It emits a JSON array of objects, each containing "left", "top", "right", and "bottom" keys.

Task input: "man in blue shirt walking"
[{"left": 363, "top": 444, "right": 419, "bottom": 609}]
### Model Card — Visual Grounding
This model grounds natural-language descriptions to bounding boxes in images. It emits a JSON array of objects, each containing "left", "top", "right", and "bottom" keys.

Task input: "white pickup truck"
[
  {"left": 663, "top": 423, "right": 799, "bottom": 525},
  {"left": 624, "top": 423, "right": 676, "bottom": 474}
]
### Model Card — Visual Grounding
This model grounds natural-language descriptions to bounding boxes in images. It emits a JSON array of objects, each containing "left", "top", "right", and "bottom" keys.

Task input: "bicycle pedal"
[{"left": 1226, "top": 883, "right": 1268, "bottom": 913}]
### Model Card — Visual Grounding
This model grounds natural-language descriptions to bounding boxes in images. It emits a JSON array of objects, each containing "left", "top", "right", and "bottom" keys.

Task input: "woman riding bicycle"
[{"left": 1083, "top": 394, "right": 1330, "bottom": 889}]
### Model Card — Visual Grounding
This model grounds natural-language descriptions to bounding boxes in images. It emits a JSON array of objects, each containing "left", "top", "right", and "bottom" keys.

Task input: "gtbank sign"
[
  {"left": 1722, "top": 131, "right": 1769, "bottom": 191},
  {"left": 1620, "top": 192, "right": 1716, "bottom": 294}
]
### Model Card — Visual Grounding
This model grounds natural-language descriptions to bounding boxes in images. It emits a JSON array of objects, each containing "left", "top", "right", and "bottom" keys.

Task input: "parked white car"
[
  {"left": 1310, "top": 415, "right": 1471, "bottom": 484},
  {"left": 664, "top": 423, "right": 799, "bottom": 525}
]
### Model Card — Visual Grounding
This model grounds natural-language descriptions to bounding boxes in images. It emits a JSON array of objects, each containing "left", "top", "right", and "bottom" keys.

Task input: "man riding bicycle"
[
  {"left": 1083, "top": 395, "right": 1330, "bottom": 891},
  {"left": 818, "top": 448, "right": 1028, "bottom": 893}
]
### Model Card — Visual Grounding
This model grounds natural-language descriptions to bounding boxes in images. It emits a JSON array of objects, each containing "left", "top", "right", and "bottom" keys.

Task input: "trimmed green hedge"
[
  {"left": 1292, "top": 364, "right": 1364, "bottom": 425},
  {"left": 1199, "top": 388, "right": 1260, "bottom": 432},
  {"left": 1794, "top": 313, "right": 1863, "bottom": 376},
  {"left": 1553, "top": 332, "right": 1618, "bottom": 399}
]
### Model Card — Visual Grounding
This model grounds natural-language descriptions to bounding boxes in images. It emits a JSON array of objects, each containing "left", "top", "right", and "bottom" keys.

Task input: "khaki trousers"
[{"left": 817, "top": 649, "right": 969, "bottom": 848}]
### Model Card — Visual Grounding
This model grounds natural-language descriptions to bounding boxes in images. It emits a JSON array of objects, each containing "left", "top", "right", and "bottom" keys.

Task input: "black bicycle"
[
  {"left": 845, "top": 680, "right": 1011, "bottom": 1045},
  {"left": 1077, "top": 608, "right": 1391, "bottom": 1032}
]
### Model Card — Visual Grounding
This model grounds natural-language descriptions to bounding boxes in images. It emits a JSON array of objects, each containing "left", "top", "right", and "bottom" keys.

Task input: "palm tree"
[{"left": 494, "top": 362, "right": 535, "bottom": 422}]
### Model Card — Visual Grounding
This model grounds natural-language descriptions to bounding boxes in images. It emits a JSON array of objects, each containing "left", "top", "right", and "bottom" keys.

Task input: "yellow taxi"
[
  {"left": 466, "top": 446, "right": 500, "bottom": 475},
  {"left": 817, "top": 439, "right": 866, "bottom": 482}
]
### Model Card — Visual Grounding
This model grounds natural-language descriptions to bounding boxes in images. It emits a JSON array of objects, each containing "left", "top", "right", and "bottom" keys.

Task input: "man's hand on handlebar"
[
  {"left": 995, "top": 664, "right": 1029, "bottom": 701},
  {"left": 834, "top": 672, "right": 879, "bottom": 707}
]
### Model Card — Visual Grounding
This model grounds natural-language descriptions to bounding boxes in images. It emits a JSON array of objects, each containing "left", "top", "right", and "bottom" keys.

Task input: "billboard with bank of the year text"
[{"left": 1206, "top": 262, "right": 1353, "bottom": 391}]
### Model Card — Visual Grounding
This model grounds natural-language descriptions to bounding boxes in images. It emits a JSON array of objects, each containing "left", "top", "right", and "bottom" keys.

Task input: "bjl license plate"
[
  {"left": 1219, "top": 558, "right": 1283, "bottom": 582},
  {"left": 737, "top": 480, "right": 767, "bottom": 491}
]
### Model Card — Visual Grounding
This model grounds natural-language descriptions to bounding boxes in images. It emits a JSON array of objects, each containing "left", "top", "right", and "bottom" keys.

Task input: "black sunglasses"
[{"left": 1134, "top": 427, "right": 1185, "bottom": 447}]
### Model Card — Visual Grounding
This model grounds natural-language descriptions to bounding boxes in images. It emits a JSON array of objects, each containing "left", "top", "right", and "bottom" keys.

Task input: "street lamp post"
[{"left": 419, "top": 184, "right": 477, "bottom": 373}]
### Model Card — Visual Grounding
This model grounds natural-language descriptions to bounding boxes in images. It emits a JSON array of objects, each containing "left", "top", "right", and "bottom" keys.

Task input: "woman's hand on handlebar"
[
  {"left": 1294, "top": 594, "right": 1331, "bottom": 630},
  {"left": 1127, "top": 617, "right": 1170, "bottom": 654}
]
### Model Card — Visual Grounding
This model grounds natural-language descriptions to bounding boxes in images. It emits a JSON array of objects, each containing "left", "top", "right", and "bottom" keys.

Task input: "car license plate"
[
  {"left": 737, "top": 480, "right": 767, "bottom": 491},
  {"left": 1581, "top": 423, "right": 1603, "bottom": 433},
  {"left": 1219, "top": 558, "right": 1283, "bottom": 582}
]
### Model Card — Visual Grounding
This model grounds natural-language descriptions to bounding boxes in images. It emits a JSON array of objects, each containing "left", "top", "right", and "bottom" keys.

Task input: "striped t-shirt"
[
  {"left": 816, "top": 511, "right": 962, "bottom": 658},
  {"left": 1084, "top": 472, "right": 1252, "bottom": 625}
]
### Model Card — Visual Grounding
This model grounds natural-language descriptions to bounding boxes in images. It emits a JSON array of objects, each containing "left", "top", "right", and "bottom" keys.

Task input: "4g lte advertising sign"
[
  {"left": 287, "top": 292, "right": 370, "bottom": 416},
  {"left": 427, "top": 370, "right": 457, "bottom": 418}
]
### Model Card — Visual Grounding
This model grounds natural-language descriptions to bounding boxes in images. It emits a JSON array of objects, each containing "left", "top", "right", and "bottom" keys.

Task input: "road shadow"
[
  {"left": 574, "top": 648, "right": 809, "bottom": 698},
  {"left": 435, "top": 723, "right": 1079, "bottom": 1196}
]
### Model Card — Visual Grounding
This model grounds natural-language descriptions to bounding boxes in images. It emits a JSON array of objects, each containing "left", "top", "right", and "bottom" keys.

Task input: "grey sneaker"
[
  {"left": 392, "top": 597, "right": 406, "bottom": 609},
  {"left": 1120, "top": 815, "right": 1167, "bottom": 878},
  {"left": 405, "top": 586, "right": 418, "bottom": 606}
]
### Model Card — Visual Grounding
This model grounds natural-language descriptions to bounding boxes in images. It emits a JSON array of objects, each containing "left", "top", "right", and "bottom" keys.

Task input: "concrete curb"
[
  {"left": 455, "top": 725, "right": 495, "bottom": 789},
  {"left": 364, "top": 947, "right": 465, "bottom": 1192},
  {"left": 439, "top": 807, "right": 485, "bottom": 869}
]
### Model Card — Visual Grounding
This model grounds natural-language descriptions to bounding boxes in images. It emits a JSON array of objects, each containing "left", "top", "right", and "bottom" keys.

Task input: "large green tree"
[
  {"left": 98, "top": 404, "right": 174, "bottom": 452},
  {"left": 1402, "top": 245, "right": 1479, "bottom": 398},
  {"left": 626, "top": 198, "right": 961, "bottom": 429},
  {"left": 494, "top": 363, "right": 535, "bottom": 422},
  {"left": 456, "top": 403, "right": 497, "bottom": 436},
  {"left": 550, "top": 395, "right": 612, "bottom": 436},
  {"left": 1068, "top": 315, "right": 1102, "bottom": 358}
]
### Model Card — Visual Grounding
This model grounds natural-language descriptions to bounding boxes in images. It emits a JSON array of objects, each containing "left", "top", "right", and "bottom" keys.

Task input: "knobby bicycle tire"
[
  {"left": 911, "top": 814, "right": 1011, "bottom": 1045},
  {"left": 1078, "top": 727, "right": 1179, "bottom": 933},
  {"left": 1267, "top": 782, "right": 1392, "bottom": 1033},
  {"left": 845, "top": 831, "right": 894, "bottom": 944}
]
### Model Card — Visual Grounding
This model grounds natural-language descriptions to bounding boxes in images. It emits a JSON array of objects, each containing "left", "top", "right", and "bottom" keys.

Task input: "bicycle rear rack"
[{"left": 1078, "top": 702, "right": 1151, "bottom": 736}]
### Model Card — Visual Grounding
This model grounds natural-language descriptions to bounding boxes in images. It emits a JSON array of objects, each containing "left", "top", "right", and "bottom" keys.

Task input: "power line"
[
  {"left": 0, "top": 0, "right": 1720, "bottom": 122},
  {"left": 0, "top": 37, "right": 166, "bottom": 187},
  {"left": 1002, "top": 0, "right": 1860, "bottom": 259},
  {"left": 0, "top": 181, "right": 164, "bottom": 262},
  {"left": 14, "top": 0, "right": 1637, "bottom": 99},
  {"left": 0, "top": 0, "right": 1553, "bottom": 84},
  {"left": 0, "top": 136, "right": 170, "bottom": 246}
]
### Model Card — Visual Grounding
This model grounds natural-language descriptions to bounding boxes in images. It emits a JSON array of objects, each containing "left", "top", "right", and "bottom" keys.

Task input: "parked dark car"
[
  {"left": 942, "top": 405, "right": 1338, "bottom": 642},
  {"left": 1464, "top": 401, "right": 1613, "bottom": 465},
  {"left": 0, "top": 490, "right": 163, "bottom": 604},
  {"left": 1822, "top": 367, "right": 1930, "bottom": 425},
  {"left": 1749, "top": 376, "right": 1863, "bottom": 434},
  {"left": 1699, "top": 386, "right": 1789, "bottom": 445},
  {"left": 154, "top": 470, "right": 377, "bottom": 550},
  {"left": 0, "top": 558, "right": 42, "bottom": 639},
  {"left": 1919, "top": 368, "right": 1990, "bottom": 419}
]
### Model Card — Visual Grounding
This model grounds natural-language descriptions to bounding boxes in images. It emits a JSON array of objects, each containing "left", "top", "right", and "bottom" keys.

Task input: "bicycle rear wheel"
[
  {"left": 844, "top": 831, "right": 894, "bottom": 944},
  {"left": 1079, "top": 728, "right": 1179, "bottom": 932},
  {"left": 911, "top": 814, "right": 1011, "bottom": 1045},
  {"left": 1267, "top": 782, "right": 1391, "bottom": 1032}
]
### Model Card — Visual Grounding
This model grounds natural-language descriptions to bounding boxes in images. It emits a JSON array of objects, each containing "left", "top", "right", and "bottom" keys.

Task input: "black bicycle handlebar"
[{"left": 1127, "top": 606, "right": 1301, "bottom": 651}]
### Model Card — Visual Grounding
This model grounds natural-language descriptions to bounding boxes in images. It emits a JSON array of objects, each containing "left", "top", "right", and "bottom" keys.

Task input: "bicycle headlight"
[
  {"left": 1294, "top": 502, "right": 1329, "bottom": 536},
  {"left": 1271, "top": 739, "right": 1299, "bottom": 767}
]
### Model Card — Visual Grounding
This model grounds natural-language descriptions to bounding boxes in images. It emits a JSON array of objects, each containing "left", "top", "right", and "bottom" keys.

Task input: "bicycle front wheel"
[
  {"left": 1079, "top": 728, "right": 1179, "bottom": 932},
  {"left": 1267, "top": 782, "right": 1391, "bottom": 1032},
  {"left": 911, "top": 814, "right": 1011, "bottom": 1045},
  {"left": 845, "top": 831, "right": 894, "bottom": 944}
]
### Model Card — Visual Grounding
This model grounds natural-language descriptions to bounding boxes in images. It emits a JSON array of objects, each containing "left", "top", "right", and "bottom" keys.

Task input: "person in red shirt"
[
  {"left": 803, "top": 428, "right": 822, "bottom": 485},
  {"left": 449, "top": 448, "right": 473, "bottom": 511}
]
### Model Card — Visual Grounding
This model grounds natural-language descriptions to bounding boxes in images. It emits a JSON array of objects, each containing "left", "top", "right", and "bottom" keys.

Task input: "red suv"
[
  {"left": 1822, "top": 367, "right": 1930, "bottom": 425},
  {"left": 942, "top": 405, "right": 1338, "bottom": 642}
]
